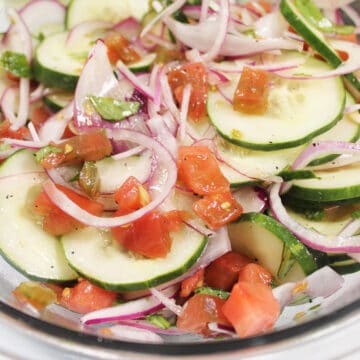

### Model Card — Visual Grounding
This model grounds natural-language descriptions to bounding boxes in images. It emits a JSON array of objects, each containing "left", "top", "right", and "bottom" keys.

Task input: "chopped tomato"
[
  {"left": 176, "top": 293, "right": 231, "bottom": 336},
  {"left": 204, "top": 251, "right": 251, "bottom": 291},
  {"left": 245, "top": 1, "right": 272, "bottom": 15},
  {"left": 180, "top": 268, "right": 205, "bottom": 298},
  {"left": 233, "top": 66, "right": 269, "bottom": 115},
  {"left": 238, "top": 263, "right": 272, "bottom": 286},
  {"left": 104, "top": 32, "right": 141, "bottom": 65},
  {"left": 114, "top": 176, "right": 149, "bottom": 212},
  {"left": 168, "top": 62, "right": 208, "bottom": 121},
  {"left": 222, "top": 282, "right": 280, "bottom": 338},
  {"left": 40, "top": 130, "right": 112, "bottom": 169},
  {"left": 31, "top": 106, "right": 52, "bottom": 132},
  {"left": 161, "top": 210, "right": 187, "bottom": 232},
  {"left": 33, "top": 184, "right": 104, "bottom": 235},
  {"left": 335, "top": 33, "right": 358, "bottom": 44},
  {"left": 177, "top": 146, "right": 229, "bottom": 195},
  {"left": 61, "top": 279, "right": 117, "bottom": 314},
  {"left": 193, "top": 191, "right": 243, "bottom": 230},
  {"left": 111, "top": 211, "right": 172, "bottom": 258},
  {"left": 0, "top": 120, "right": 30, "bottom": 140}
]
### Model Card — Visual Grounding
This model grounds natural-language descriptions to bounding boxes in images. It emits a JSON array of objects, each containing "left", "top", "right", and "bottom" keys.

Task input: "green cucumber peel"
[
  {"left": 89, "top": 96, "right": 140, "bottom": 122},
  {"left": 0, "top": 51, "right": 32, "bottom": 78}
]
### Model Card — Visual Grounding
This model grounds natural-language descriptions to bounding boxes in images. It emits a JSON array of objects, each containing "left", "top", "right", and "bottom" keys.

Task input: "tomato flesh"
[
  {"left": 193, "top": 191, "right": 243, "bottom": 230},
  {"left": 168, "top": 62, "right": 208, "bottom": 121},
  {"left": 222, "top": 282, "right": 280, "bottom": 338},
  {"left": 180, "top": 268, "right": 205, "bottom": 298},
  {"left": 177, "top": 146, "right": 229, "bottom": 195},
  {"left": 105, "top": 32, "right": 141, "bottom": 65},
  {"left": 31, "top": 106, "right": 51, "bottom": 132},
  {"left": 233, "top": 66, "right": 269, "bottom": 115},
  {"left": 61, "top": 280, "right": 117, "bottom": 314},
  {"left": 238, "top": 263, "right": 272, "bottom": 286},
  {"left": 176, "top": 293, "right": 230, "bottom": 336},
  {"left": 33, "top": 184, "right": 104, "bottom": 236},
  {"left": 0, "top": 120, "right": 30, "bottom": 140},
  {"left": 204, "top": 251, "right": 251, "bottom": 291}
]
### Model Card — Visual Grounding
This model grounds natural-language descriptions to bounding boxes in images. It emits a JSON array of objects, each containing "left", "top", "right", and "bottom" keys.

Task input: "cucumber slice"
[
  {"left": 0, "top": 150, "right": 78, "bottom": 283},
  {"left": 286, "top": 163, "right": 360, "bottom": 203},
  {"left": 280, "top": 0, "right": 360, "bottom": 99},
  {"left": 66, "top": 0, "right": 149, "bottom": 29},
  {"left": 208, "top": 53, "right": 345, "bottom": 150},
  {"left": 62, "top": 226, "right": 207, "bottom": 291},
  {"left": 228, "top": 213, "right": 317, "bottom": 283},
  {"left": 128, "top": 53, "right": 157, "bottom": 73},
  {"left": 95, "top": 152, "right": 152, "bottom": 194},
  {"left": 43, "top": 90, "right": 73, "bottom": 112},
  {"left": 33, "top": 32, "right": 84, "bottom": 90}
]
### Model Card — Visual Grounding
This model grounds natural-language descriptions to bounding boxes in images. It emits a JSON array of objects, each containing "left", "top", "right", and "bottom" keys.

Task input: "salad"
[{"left": 0, "top": 0, "right": 359, "bottom": 343}]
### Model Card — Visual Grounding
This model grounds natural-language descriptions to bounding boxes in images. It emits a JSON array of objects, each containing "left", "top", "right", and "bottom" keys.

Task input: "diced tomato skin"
[
  {"left": 238, "top": 263, "right": 272, "bottom": 286},
  {"left": 112, "top": 211, "right": 172, "bottom": 258},
  {"left": 168, "top": 62, "right": 208, "bottom": 121},
  {"left": 233, "top": 66, "right": 269, "bottom": 115},
  {"left": 176, "top": 293, "right": 231, "bottom": 336},
  {"left": 114, "top": 176, "right": 148, "bottom": 211},
  {"left": 61, "top": 280, "right": 117, "bottom": 314},
  {"left": 40, "top": 131, "right": 113, "bottom": 169},
  {"left": 104, "top": 32, "right": 141, "bottom": 65},
  {"left": 180, "top": 268, "right": 205, "bottom": 298},
  {"left": 335, "top": 33, "right": 358, "bottom": 44},
  {"left": 204, "top": 251, "right": 252, "bottom": 291},
  {"left": 193, "top": 192, "right": 243, "bottom": 230},
  {"left": 161, "top": 210, "right": 188, "bottom": 232},
  {"left": 0, "top": 120, "right": 31, "bottom": 140},
  {"left": 31, "top": 106, "right": 51, "bottom": 132},
  {"left": 177, "top": 146, "right": 230, "bottom": 195},
  {"left": 245, "top": 0, "right": 272, "bottom": 15},
  {"left": 222, "top": 282, "right": 280, "bottom": 338}
]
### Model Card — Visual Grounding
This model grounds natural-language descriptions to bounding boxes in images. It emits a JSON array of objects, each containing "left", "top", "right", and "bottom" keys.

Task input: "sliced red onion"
[
  {"left": 19, "top": 0, "right": 65, "bottom": 38},
  {"left": 276, "top": 40, "right": 360, "bottom": 80},
  {"left": 254, "top": 11, "right": 288, "bottom": 39},
  {"left": 150, "top": 287, "right": 182, "bottom": 316},
  {"left": 162, "top": 112, "right": 178, "bottom": 137},
  {"left": 306, "top": 153, "right": 360, "bottom": 171},
  {"left": 0, "top": 2, "right": 10, "bottom": 33},
  {"left": 201, "top": 0, "right": 230, "bottom": 62},
  {"left": 28, "top": 121, "right": 40, "bottom": 142},
  {"left": 74, "top": 40, "right": 118, "bottom": 128},
  {"left": 314, "top": 0, "right": 355, "bottom": 9},
  {"left": 342, "top": 5, "right": 360, "bottom": 26},
  {"left": 148, "top": 64, "right": 162, "bottom": 118},
  {"left": 10, "top": 78, "right": 30, "bottom": 130},
  {"left": 147, "top": 115, "right": 178, "bottom": 159},
  {"left": 291, "top": 141, "right": 360, "bottom": 171},
  {"left": 178, "top": 83, "right": 191, "bottom": 142},
  {"left": 1, "top": 87, "right": 18, "bottom": 125},
  {"left": 116, "top": 61, "right": 155, "bottom": 101},
  {"left": 160, "top": 71, "right": 180, "bottom": 121},
  {"left": 349, "top": 253, "right": 360, "bottom": 262},
  {"left": 140, "top": 0, "right": 187, "bottom": 38},
  {"left": 65, "top": 20, "right": 112, "bottom": 49},
  {"left": 270, "top": 182, "right": 360, "bottom": 252},
  {"left": 216, "top": 84, "right": 233, "bottom": 104},
  {"left": 113, "top": 16, "right": 141, "bottom": 41},
  {"left": 232, "top": 186, "right": 267, "bottom": 213},
  {"left": 4, "top": 8, "right": 32, "bottom": 61},
  {"left": 337, "top": 218, "right": 360, "bottom": 239},
  {"left": 30, "top": 84, "right": 45, "bottom": 103},
  {"left": 345, "top": 103, "right": 360, "bottom": 114},
  {"left": 2, "top": 138, "right": 47, "bottom": 149},
  {"left": 39, "top": 101, "right": 73, "bottom": 142},
  {"left": 111, "top": 145, "right": 145, "bottom": 160},
  {"left": 104, "top": 324, "right": 164, "bottom": 343},
  {"left": 207, "top": 323, "right": 236, "bottom": 337},
  {"left": 81, "top": 285, "right": 178, "bottom": 325},
  {"left": 183, "top": 219, "right": 215, "bottom": 238},
  {"left": 117, "top": 320, "right": 187, "bottom": 336},
  {"left": 143, "top": 32, "right": 176, "bottom": 50},
  {"left": 164, "top": 17, "right": 302, "bottom": 57},
  {"left": 43, "top": 129, "right": 177, "bottom": 228},
  {"left": 273, "top": 266, "right": 344, "bottom": 310}
]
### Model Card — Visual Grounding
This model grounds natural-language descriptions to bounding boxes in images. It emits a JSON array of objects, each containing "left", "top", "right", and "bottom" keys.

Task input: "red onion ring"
[
  {"left": 105, "top": 324, "right": 164, "bottom": 343},
  {"left": 150, "top": 287, "right": 182, "bottom": 316},
  {"left": 178, "top": 83, "right": 191, "bottom": 141}
]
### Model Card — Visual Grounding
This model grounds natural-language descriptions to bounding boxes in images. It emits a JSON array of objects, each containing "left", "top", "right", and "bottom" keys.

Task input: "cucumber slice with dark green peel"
[
  {"left": 66, "top": 0, "right": 149, "bottom": 29},
  {"left": 207, "top": 53, "right": 345, "bottom": 150},
  {"left": 286, "top": 163, "right": 360, "bottom": 203},
  {"left": 228, "top": 213, "right": 318, "bottom": 284},
  {"left": 43, "top": 90, "right": 73, "bottom": 112},
  {"left": 0, "top": 150, "right": 78, "bottom": 283},
  {"left": 128, "top": 53, "right": 157, "bottom": 73},
  {"left": 62, "top": 226, "right": 207, "bottom": 291},
  {"left": 280, "top": 0, "right": 360, "bottom": 100}
]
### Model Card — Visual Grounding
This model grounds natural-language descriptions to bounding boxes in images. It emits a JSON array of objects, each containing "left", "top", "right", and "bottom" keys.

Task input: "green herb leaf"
[
  {"left": 146, "top": 314, "right": 171, "bottom": 329},
  {"left": 351, "top": 210, "right": 360, "bottom": 219},
  {"left": 304, "top": 209, "right": 324, "bottom": 221},
  {"left": 194, "top": 286, "right": 230, "bottom": 300},
  {"left": 294, "top": 0, "right": 354, "bottom": 35},
  {"left": 35, "top": 145, "right": 63, "bottom": 163},
  {"left": 0, "top": 51, "right": 32, "bottom": 78},
  {"left": 89, "top": 96, "right": 140, "bottom": 122}
]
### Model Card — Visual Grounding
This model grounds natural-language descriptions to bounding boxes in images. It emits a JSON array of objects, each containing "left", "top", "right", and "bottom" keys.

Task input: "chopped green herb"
[
  {"left": 0, "top": 51, "right": 32, "bottom": 78},
  {"left": 309, "top": 303, "right": 321, "bottom": 311},
  {"left": 288, "top": 293, "right": 312, "bottom": 306},
  {"left": 277, "top": 245, "right": 296, "bottom": 280},
  {"left": 351, "top": 210, "right": 360, "bottom": 219},
  {"left": 194, "top": 286, "right": 230, "bottom": 300},
  {"left": 35, "top": 145, "right": 63, "bottom": 163},
  {"left": 89, "top": 96, "right": 140, "bottom": 122},
  {"left": 304, "top": 209, "right": 324, "bottom": 221},
  {"left": 294, "top": 0, "right": 354, "bottom": 35},
  {"left": 146, "top": 314, "right": 171, "bottom": 329}
]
